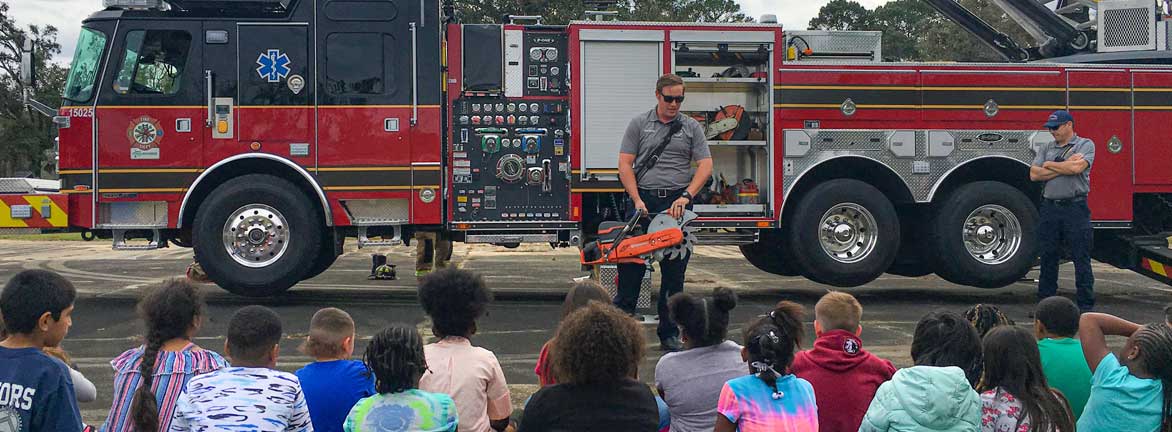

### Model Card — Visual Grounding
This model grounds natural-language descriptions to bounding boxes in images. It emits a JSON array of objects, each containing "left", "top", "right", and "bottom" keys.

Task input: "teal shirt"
[
  {"left": 1077, "top": 353, "right": 1165, "bottom": 432},
  {"left": 1037, "top": 337, "right": 1092, "bottom": 418}
]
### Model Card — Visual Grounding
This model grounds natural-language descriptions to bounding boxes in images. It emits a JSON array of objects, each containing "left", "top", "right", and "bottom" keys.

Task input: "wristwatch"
[{"left": 680, "top": 191, "right": 693, "bottom": 203}]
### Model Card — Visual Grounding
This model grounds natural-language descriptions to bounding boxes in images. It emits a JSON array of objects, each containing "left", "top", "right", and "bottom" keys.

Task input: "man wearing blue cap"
[{"left": 1030, "top": 110, "right": 1095, "bottom": 312}]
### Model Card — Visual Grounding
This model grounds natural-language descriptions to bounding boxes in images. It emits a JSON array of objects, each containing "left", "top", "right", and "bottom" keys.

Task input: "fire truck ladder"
[{"left": 924, "top": 0, "right": 1093, "bottom": 61}]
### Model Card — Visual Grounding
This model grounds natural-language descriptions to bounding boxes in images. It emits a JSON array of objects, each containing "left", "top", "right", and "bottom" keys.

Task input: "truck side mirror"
[{"left": 20, "top": 38, "right": 36, "bottom": 87}]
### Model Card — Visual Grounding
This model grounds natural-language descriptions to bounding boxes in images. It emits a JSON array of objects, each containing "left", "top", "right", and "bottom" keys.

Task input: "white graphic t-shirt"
[{"left": 169, "top": 367, "right": 313, "bottom": 431}]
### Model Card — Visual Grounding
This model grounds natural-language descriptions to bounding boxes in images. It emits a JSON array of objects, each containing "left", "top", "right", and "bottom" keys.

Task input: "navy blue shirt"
[
  {"left": 295, "top": 359, "right": 376, "bottom": 432},
  {"left": 0, "top": 346, "right": 83, "bottom": 431}
]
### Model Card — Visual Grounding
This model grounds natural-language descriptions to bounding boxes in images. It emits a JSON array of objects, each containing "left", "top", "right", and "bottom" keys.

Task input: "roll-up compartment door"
[{"left": 579, "top": 39, "right": 662, "bottom": 172}]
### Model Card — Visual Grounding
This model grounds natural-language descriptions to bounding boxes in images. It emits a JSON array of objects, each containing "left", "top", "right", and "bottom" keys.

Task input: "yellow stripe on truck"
[
  {"left": 1150, "top": 259, "right": 1168, "bottom": 277},
  {"left": 0, "top": 199, "right": 29, "bottom": 228},
  {"left": 23, "top": 196, "right": 68, "bottom": 228}
]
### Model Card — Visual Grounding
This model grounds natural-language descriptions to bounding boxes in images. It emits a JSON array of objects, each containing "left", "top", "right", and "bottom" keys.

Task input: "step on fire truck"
[{"left": 7, "top": 0, "right": 1172, "bottom": 296}]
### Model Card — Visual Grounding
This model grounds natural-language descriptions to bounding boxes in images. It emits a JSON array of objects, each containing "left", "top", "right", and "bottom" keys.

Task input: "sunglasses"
[{"left": 661, "top": 94, "right": 685, "bottom": 104}]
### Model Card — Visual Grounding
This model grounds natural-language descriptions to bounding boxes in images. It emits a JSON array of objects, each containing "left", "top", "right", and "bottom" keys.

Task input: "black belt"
[
  {"left": 639, "top": 187, "right": 685, "bottom": 198},
  {"left": 1044, "top": 196, "right": 1087, "bottom": 205}
]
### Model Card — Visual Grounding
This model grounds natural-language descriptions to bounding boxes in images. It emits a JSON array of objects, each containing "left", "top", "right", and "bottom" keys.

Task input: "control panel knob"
[
  {"left": 526, "top": 167, "right": 544, "bottom": 185},
  {"left": 523, "top": 135, "right": 541, "bottom": 154},
  {"left": 497, "top": 154, "right": 526, "bottom": 183},
  {"left": 481, "top": 135, "right": 501, "bottom": 153}
]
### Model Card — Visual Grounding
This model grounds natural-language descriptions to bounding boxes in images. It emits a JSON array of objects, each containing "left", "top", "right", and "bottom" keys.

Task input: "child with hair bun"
[
  {"left": 714, "top": 301, "right": 818, "bottom": 432},
  {"left": 656, "top": 287, "right": 745, "bottom": 432}
]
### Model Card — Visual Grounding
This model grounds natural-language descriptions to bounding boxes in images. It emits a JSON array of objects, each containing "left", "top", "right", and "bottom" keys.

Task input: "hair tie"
[
  {"left": 767, "top": 330, "right": 780, "bottom": 344},
  {"left": 750, "top": 361, "right": 785, "bottom": 399}
]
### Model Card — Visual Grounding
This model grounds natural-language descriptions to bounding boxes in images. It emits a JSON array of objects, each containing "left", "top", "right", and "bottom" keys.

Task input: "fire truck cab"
[{"left": 14, "top": 0, "right": 1172, "bottom": 295}]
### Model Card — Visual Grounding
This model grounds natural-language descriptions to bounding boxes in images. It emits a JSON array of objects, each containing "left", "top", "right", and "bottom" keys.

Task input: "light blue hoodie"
[{"left": 858, "top": 366, "right": 981, "bottom": 432}]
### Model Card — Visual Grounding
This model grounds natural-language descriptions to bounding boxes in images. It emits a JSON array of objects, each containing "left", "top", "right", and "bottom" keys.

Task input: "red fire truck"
[{"left": 7, "top": 0, "right": 1172, "bottom": 296}]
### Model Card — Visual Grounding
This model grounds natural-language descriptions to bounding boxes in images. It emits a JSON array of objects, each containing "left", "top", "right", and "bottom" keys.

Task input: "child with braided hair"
[
  {"left": 100, "top": 279, "right": 228, "bottom": 432},
  {"left": 964, "top": 303, "right": 1015, "bottom": 338},
  {"left": 344, "top": 324, "right": 458, "bottom": 431},
  {"left": 1077, "top": 312, "right": 1172, "bottom": 432},
  {"left": 714, "top": 301, "right": 818, "bottom": 432}
]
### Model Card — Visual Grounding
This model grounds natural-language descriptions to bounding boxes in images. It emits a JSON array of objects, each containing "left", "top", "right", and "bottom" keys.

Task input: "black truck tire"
[
  {"left": 928, "top": 181, "right": 1038, "bottom": 288},
  {"left": 739, "top": 228, "right": 802, "bottom": 276},
  {"left": 302, "top": 229, "right": 343, "bottom": 281},
  {"left": 790, "top": 179, "right": 901, "bottom": 287},
  {"left": 193, "top": 174, "right": 323, "bottom": 296}
]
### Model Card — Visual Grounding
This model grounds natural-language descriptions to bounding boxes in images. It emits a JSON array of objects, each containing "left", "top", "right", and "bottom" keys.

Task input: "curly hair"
[
  {"left": 552, "top": 302, "right": 645, "bottom": 385},
  {"left": 418, "top": 269, "right": 493, "bottom": 338},
  {"left": 1036, "top": 297, "right": 1081, "bottom": 338},
  {"left": 743, "top": 301, "right": 805, "bottom": 388},
  {"left": 365, "top": 324, "right": 428, "bottom": 394},
  {"left": 964, "top": 304, "right": 1014, "bottom": 338},
  {"left": 669, "top": 287, "right": 737, "bottom": 347},
  {"left": 131, "top": 279, "right": 205, "bottom": 431}
]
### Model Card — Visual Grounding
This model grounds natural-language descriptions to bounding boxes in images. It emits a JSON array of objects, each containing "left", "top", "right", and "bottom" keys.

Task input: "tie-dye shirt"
[
  {"left": 169, "top": 367, "right": 313, "bottom": 431},
  {"left": 343, "top": 389, "right": 458, "bottom": 432},
  {"left": 717, "top": 374, "right": 819, "bottom": 432}
]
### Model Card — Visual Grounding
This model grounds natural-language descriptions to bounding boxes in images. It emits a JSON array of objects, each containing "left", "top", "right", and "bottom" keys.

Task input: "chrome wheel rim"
[
  {"left": 819, "top": 203, "right": 878, "bottom": 264},
  {"left": 222, "top": 204, "right": 290, "bottom": 268},
  {"left": 962, "top": 204, "right": 1021, "bottom": 265}
]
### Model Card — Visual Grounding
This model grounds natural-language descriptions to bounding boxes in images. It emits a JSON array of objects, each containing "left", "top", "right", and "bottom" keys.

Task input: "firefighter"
[
  {"left": 616, "top": 73, "right": 714, "bottom": 352},
  {"left": 414, "top": 231, "right": 452, "bottom": 277},
  {"left": 1030, "top": 110, "right": 1096, "bottom": 312}
]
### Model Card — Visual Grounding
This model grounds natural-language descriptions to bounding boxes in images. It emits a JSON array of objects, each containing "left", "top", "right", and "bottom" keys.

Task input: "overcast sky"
[{"left": 9, "top": 0, "right": 891, "bottom": 64}]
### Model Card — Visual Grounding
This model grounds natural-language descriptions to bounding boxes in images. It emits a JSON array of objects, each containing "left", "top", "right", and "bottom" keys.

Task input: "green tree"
[
  {"left": 0, "top": 1, "right": 67, "bottom": 177},
  {"left": 808, "top": 0, "right": 872, "bottom": 30},
  {"left": 868, "top": 0, "right": 937, "bottom": 61}
]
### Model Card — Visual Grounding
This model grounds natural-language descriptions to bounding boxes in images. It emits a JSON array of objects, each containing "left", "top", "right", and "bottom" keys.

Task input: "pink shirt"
[{"left": 419, "top": 336, "right": 512, "bottom": 432}]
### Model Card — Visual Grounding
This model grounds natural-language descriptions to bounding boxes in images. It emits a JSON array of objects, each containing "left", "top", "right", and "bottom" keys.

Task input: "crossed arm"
[
  {"left": 1079, "top": 312, "right": 1141, "bottom": 372},
  {"left": 1030, "top": 154, "right": 1089, "bottom": 182}
]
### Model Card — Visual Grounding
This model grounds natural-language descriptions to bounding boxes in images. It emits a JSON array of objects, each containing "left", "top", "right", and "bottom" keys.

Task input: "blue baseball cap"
[{"left": 1044, "top": 110, "right": 1073, "bottom": 128}]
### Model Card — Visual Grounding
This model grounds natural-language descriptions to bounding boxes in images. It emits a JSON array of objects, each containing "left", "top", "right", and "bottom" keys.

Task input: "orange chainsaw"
[{"left": 580, "top": 209, "right": 699, "bottom": 265}]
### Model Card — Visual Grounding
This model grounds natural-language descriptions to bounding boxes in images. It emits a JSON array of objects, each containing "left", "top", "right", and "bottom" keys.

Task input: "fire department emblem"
[
  {"left": 256, "top": 49, "right": 291, "bottom": 83},
  {"left": 128, "top": 115, "right": 163, "bottom": 160}
]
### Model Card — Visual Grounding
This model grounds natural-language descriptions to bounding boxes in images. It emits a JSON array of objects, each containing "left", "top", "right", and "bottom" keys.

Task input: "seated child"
[
  {"left": 979, "top": 326, "right": 1075, "bottom": 432},
  {"left": 791, "top": 291, "right": 895, "bottom": 432},
  {"left": 964, "top": 303, "right": 1014, "bottom": 338},
  {"left": 655, "top": 287, "right": 744, "bottom": 432},
  {"left": 536, "top": 280, "right": 610, "bottom": 386},
  {"left": 715, "top": 301, "right": 818, "bottom": 432},
  {"left": 296, "top": 307, "right": 376, "bottom": 432},
  {"left": 417, "top": 269, "right": 512, "bottom": 432},
  {"left": 102, "top": 279, "right": 228, "bottom": 432},
  {"left": 1033, "top": 296, "right": 1092, "bottom": 418},
  {"left": 519, "top": 302, "right": 659, "bottom": 431},
  {"left": 0, "top": 269, "right": 83, "bottom": 431},
  {"left": 1076, "top": 312, "right": 1172, "bottom": 432},
  {"left": 860, "top": 311, "right": 982, "bottom": 432},
  {"left": 345, "top": 324, "right": 458, "bottom": 431},
  {"left": 170, "top": 305, "right": 312, "bottom": 431}
]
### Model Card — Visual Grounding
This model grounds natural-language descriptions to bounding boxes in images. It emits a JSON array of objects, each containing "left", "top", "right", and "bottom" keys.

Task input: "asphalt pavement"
[{"left": 0, "top": 239, "right": 1169, "bottom": 424}]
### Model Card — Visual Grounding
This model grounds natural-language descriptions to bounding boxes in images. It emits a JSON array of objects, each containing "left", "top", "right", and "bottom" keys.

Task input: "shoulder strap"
[{"left": 633, "top": 120, "right": 684, "bottom": 182}]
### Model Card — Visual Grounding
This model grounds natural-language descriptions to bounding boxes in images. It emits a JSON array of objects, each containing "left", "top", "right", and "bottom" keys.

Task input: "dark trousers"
[
  {"left": 1037, "top": 199, "right": 1095, "bottom": 311},
  {"left": 614, "top": 188, "right": 691, "bottom": 341}
]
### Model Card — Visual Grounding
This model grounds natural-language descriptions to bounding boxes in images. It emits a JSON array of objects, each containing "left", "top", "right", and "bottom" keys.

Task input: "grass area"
[{"left": 0, "top": 232, "right": 85, "bottom": 241}]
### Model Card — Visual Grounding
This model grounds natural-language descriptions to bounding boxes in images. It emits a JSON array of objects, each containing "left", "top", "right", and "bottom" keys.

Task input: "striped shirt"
[{"left": 100, "top": 343, "right": 229, "bottom": 432}]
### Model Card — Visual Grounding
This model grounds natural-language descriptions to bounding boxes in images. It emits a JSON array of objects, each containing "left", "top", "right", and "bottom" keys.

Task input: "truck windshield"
[{"left": 63, "top": 28, "right": 107, "bottom": 103}]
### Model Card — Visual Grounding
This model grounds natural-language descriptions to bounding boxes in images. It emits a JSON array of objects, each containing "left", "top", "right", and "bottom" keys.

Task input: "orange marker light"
[{"left": 249, "top": 142, "right": 262, "bottom": 151}]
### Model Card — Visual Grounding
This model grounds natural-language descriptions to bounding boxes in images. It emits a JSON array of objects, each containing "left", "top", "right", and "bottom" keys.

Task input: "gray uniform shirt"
[
  {"left": 620, "top": 108, "right": 711, "bottom": 189},
  {"left": 1033, "top": 134, "right": 1095, "bottom": 200},
  {"left": 654, "top": 340, "right": 746, "bottom": 432}
]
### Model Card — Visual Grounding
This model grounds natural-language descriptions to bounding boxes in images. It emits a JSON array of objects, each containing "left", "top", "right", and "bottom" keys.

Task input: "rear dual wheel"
[
  {"left": 790, "top": 179, "right": 901, "bottom": 287},
  {"left": 929, "top": 181, "right": 1037, "bottom": 288}
]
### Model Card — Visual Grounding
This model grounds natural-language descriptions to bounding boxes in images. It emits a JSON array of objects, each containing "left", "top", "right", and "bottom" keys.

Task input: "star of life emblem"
[{"left": 256, "top": 49, "right": 291, "bottom": 83}]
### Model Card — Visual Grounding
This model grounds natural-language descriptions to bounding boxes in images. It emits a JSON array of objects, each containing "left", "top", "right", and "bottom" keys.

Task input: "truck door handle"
[{"left": 205, "top": 70, "right": 213, "bottom": 127}]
